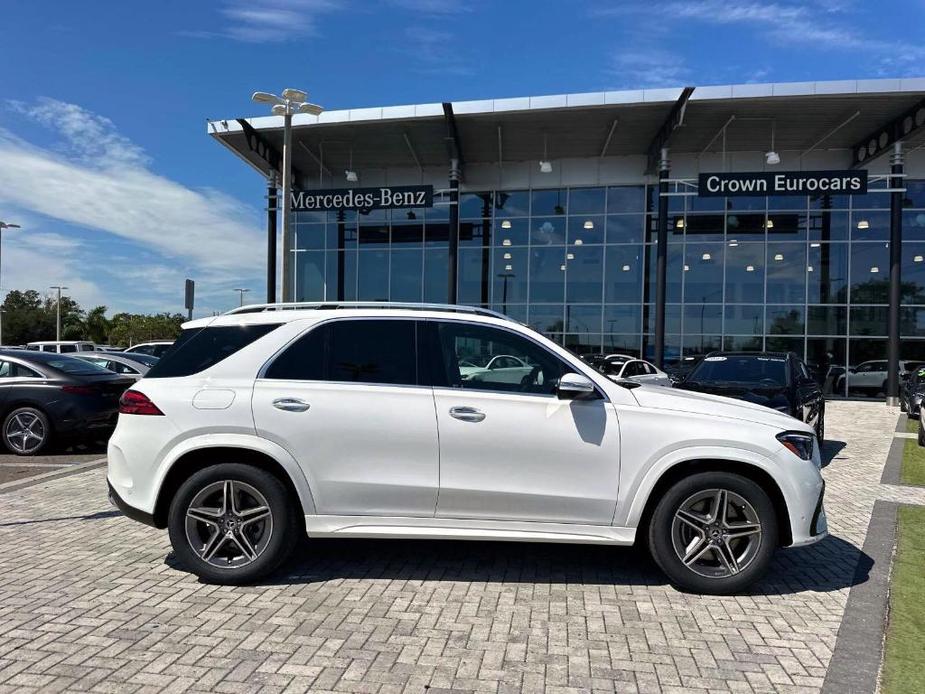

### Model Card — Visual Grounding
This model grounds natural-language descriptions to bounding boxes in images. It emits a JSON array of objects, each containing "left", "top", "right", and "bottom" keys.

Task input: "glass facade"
[{"left": 292, "top": 179, "right": 925, "bottom": 398}]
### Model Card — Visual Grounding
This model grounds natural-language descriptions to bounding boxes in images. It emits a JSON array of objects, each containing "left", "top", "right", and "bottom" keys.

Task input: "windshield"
[{"left": 687, "top": 355, "right": 788, "bottom": 387}]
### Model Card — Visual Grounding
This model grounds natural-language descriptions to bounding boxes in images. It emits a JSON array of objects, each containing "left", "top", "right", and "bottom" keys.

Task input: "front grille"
[{"left": 810, "top": 481, "right": 826, "bottom": 536}]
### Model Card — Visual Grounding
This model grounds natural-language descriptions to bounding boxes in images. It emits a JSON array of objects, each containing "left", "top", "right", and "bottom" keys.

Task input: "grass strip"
[
  {"left": 905, "top": 417, "right": 918, "bottom": 434},
  {"left": 901, "top": 439, "right": 925, "bottom": 487}
]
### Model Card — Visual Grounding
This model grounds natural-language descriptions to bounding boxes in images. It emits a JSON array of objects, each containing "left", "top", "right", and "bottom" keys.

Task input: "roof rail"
[{"left": 224, "top": 301, "right": 513, "bottom": 321}]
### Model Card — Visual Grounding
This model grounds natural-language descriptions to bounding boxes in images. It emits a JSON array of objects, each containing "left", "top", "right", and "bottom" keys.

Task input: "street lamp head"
[
  {"left": 281, "top": 88, "right": 308, "bottom": 103},
  {"left": 298, "top": 102, "right": 324, "bottom": 116},
  {"left": 252, "top": 91, "right": 283, "bottom": 105},
  {"left": 271, "top": 104, "right": 287, "bottom": 116}
]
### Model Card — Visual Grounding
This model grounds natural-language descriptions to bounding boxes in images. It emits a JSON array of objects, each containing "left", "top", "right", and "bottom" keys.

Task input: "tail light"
[
  {"left": 62, "top": 385, "right": 98, "bottom": 395},
  {"left": 119, "top": 390, "right": 164, "bottom": 416}
]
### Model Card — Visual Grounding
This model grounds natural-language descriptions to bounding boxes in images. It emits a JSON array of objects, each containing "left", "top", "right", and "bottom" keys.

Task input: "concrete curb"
[
  {"left": 881, "top": 437, "right": 905, "bottom": 486},
  {"left": 0, "top": 458, "right": 107, "bottom": 495},
  {"left": 822, "top": 500, "right": 899, "bottom": 694}
]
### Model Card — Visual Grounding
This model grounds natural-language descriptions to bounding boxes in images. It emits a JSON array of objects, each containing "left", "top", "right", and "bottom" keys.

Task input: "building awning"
[{"left": 208, "top": 78, "right": 925, "bottom": 184}]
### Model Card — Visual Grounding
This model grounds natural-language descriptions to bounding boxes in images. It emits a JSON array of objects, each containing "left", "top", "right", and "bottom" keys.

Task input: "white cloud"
[
  {"left": 402, "top": 25, "right": 474, "bottom": 75},
  {"left": 609, "top": 48, "right": 689, "bottom": 89},
  {"left": 185, "top": 0, "right": 343, "bottom": 42},
  {"left": 387, "top": 0, "right": 471, "bottom": 13}
]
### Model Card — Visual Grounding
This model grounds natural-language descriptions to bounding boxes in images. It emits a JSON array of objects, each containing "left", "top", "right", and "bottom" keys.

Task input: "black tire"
[
  {"left": 815, "top": 411, "right": 825, "bottom": 443},
  {"left": 168, "top": 463, "right": 299, "bottom": 584},
  {"left": 919, "top": 422, "right": 925, "bottom": 448},
  {"left": 647, "top": 471, "right": 777, "bottom": 595},
  {"left": 2, "top": 406, "right": 51, "bottom": 456},
  {"left": 900, "top": 397, "right": 908, "bottom": 413}
]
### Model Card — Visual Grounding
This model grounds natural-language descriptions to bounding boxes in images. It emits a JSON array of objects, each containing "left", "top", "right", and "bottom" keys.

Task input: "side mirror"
[{"left": 557, "top": 373, "right": 598, "bottom": 400}]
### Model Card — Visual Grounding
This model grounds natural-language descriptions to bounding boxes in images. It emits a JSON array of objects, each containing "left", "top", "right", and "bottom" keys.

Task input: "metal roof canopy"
[{"left": 208, "top": 78, "right": 925, "bottom": 184}]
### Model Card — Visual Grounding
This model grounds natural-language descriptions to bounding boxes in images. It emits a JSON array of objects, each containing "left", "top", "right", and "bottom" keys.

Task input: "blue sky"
[{"left": 1, "top": 0, "right": 923, "bottom": 315}]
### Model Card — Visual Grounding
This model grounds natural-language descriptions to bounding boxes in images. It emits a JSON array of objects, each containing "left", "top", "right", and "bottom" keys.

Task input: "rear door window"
[
  {"left": 265, "top": 319, "right": 418, "bottom": 386},
  {"left": 146, "top": 324, "right": 281, "bottom": 378}
]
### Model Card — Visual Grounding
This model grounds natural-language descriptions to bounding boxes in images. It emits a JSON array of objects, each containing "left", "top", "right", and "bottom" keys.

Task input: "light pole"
[
  {"left": 233, "top": 288, "right": 251, "bottom": 307},
  {"left": 251, "top": 88, "right": 323, "bottom": 303},
  {"left": 50, "top": 286, "right": 68, "bottom": 341},
  {"left": 0, "top": 222, "right": 22, "bottom": 323},
  {"left": 496, "top": 273, "right": 515, "bottom": 315}
]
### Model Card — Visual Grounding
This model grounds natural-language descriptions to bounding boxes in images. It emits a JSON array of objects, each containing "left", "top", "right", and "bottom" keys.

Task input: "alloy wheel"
[
  {"left": 184, "top": 480, "right": 273, "bottom": 569},
  {"left": 671, "top": 488, "right": 763, "bottom": 579},
  {"left": 5, "top": 411, "right": 47, "bottom": 454}
]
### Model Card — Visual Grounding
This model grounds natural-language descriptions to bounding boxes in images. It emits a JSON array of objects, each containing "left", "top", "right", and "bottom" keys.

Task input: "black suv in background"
[{"left": 675, "top": 351, "right": 825, "bottom": 441}]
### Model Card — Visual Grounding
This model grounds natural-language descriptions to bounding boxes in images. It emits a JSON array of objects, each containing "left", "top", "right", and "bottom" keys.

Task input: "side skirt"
[{"left": 304, "top": 515, "right": 637, "bottom": 545}]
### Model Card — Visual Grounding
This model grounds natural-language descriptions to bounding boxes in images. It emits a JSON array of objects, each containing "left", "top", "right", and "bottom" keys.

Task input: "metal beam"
[
  {"left": 442, "top": 102, "right": 465, "bottom": 171},
  {"left": 235, "top": 118, "right": 308, "bottom": 183},
  {"left": 852, "top": 96, "right": 925, "bottom": 168},
  {"left": 600, "top": 119, "right": 619, "bottom": 158},
  {"left": 646, "top": 87, "right": 695, "bottom": 174},
  {"left": 297, "top": 141, "right": 333, "bottom": 180},
  {"left": 402, "top": 132, "right": 422, "bottom": 172},
  {"left": 801, "top": 110, "right": 861, "bottom": 158}
]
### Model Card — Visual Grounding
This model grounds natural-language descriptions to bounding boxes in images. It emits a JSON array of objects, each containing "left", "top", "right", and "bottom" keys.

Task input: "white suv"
[{"left": 108, "top": 303, "right": 826, "bottom": 594}]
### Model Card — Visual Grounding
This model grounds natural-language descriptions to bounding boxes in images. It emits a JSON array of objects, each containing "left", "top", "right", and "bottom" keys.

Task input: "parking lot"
[
  {"left": 1, "top": 401, "right": 924, "bottom": 693},
  {"left": 0, "top": 444, "right": 105, "bottom": 487}
]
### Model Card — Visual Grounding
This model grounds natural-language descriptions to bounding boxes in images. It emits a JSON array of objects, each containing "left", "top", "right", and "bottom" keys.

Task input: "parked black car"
[
  {"left": 0, "top": 349, "right": 134, "bottom": 455},
  {"left": 664, "top": 355, "right": 704, "bottom": 384},
  {"left": 675, "top": 351, "right": 826, "bottom": 441},
  {"left": 900, "top": 365, "right": 925, "bottom": 417}
]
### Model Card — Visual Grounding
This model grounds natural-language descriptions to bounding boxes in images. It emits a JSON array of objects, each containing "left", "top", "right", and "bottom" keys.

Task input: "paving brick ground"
[{"left": 1, "top": 401, "right": 923, "bottom": 694}]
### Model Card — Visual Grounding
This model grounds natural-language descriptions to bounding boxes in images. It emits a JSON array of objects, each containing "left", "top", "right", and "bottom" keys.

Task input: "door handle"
[
  {"left": 449, "top": 406, "right": 486, "bottom": 422},
  {"left": 272, "top": 397, "right": 311, "bottom": 412}
]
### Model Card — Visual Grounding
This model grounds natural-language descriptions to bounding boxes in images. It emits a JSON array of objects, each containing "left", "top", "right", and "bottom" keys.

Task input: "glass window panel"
[
  {"left": 569, "top": 187, "right": 605, "bottom": 215},
  {"left": 531, "top": 217, "right": 566, "bottom": 245},
  {"left": 669, "top": 214, "right": 686, "bottom": 241},
  {"left": 459, "top": 218, "right": 490, "bottom": 248},
  {"left": 425, "top": 203, "right": 449, "bottom": 221},
  {"left": 644, "top": 334, "right": 681, "bottom": 362},
  {"left": 725, "top": 213, "right": 765, "bottom": 238},
  {"left": 684, "top": 243, "right": 724, "bottom": 303},
  {"left": 766, "top": 306, "right": 805, "bottom": 335},
  {"left": 725, "top": 196, "right": 766, "bottom": 212},
  {"left": 390, "top": 218, "right": 423, "bottom": 247},
  {"left": 604, "top": 305, "right": 642, "bottom": 334},
  {"left": 494, "top": 218, "right": 528, "bottom": 247},
  {"left": 807, "top": 209, "right": 849, "bottom": 242},
  {"left": 850, "top": 306, "right": 888, "bottom": 336},
  {"left": 807, "top": 242, "right": 848, "bottom": 303},
  {"left": 683, "top": 303, "right": 722, "bottom": 334},
  {"left": 906, "top": 180, "right": 925, "bottom": 208},
  {"left": 807, "top": 306, "right": 847, "bottom": 335},
  {"left": 459, "top": 192, "right": 492, "bottom": 219},
  {"left": 848, "top": 338, "right": 887, "bottom": 398},
  {"left": 294, "top": 223, "right": 325, "bottom": 250},
  {"left": 850, "top": 182, "right": 891, "bottom": 210},
  {"left": 903, "top": 210, "right": 925, "bottom": 241},
  {"left": 424, "top": 219, "right": 449, "bottom": 245},
  {"left": 389, "top": 249, "right": 422, "bottom": 302},
  {"left": 494, "top": 190, "right": 530, "bottom": 217},
  {"left": 529, "top": 305, "right": 565, "bottom": 333},
  {"left": 901, "top": 308, "right": 925, "bottom": 338},
  {"left": 685, "top": 214, "right": 725, "bottom": 242},
  {"left": 492, "top": 304, "right": 527, "bottom": 323},
  {"left": 604, "top": 334, "right": 641, "bottom": 357},
  {"left": 566, "top": 305, "right": 602, "bottom": 334},
  {"left": 643, "top": 304, "right": 681, "bottom": 334},
  {"left": 609, "top": 186, "right": 646, "bottom": 213},
  {"left": 423, "top": 248, "right": 448, "bottom": 303},
  {"left": 688, "top": 195, "right": 725, "bottom": 212},
  {"left": 902, "top": 242, "right": 925, "bottom": 304},
  {"left": 357, "top": 250, "right": 389, "bottom": 300},
  {"left": 458, "top": 248, "right": 487, "bottom": 305},
  {"left": 358, "top": 221, "right": 389, "bottom": 245},
  {"left": 807, "top": 338, "right": 847, "bottom": 396},
  {"left": 529, "top": 247, "right": 565, "bottom": 302},
  {"left": 644, "top": 245, "right": 683, "bottom": 303},
  {"left": 606, "top": 215, "right": 645, "bottom": 244},
  {"left": 723, "top": 335, "right": 764, "bottom": 351},
  {"left": 566, "top": 246, "right": 603, "bottom": 303},
  {"left": 683, "top": 334, "right": 721, "bottom": 356},
  {"left": 851, "top": 209, "right": 890, "bottom": 241},
  {"left": 765, "top": 336, "right": 804, "bottom": 357},
  {"left": 724, "top": 305, "right": 764, "bottom": 335},
  {"left": 295, "top": 209, "right": 326, "bottom": 224},
  {"left": 766, "top": 243, "right": 806, "bottom": 304},
  {"left": 294, "top": 251, "right": 326, "bottom": 301},
  {"left": 811, "top": 193, "right": 850, "bottom": 211},
  {"left": 901, "top": 339, "right": 925, "bottom": 363},
  {"left": 492, "top": 247, "right": 527, "bottom": 305},
  {"left": 531, "top": 189, "right": 567, "bottom": 216},
  {"left": 725, "top": 244, "right": 765, "bottom": 303},
  {"left": 767, "top": 212, "right": 805, "bottom": 240},
  {"left": 565, "top": 334, "right": 603, "bottom": 357},
  {"left": 325, "top": 250, "right": 356, "bottom": 302},
  {"left": 325, "top": 216, "right": 353, "bottom": 251},
  {"left": 769, "top": 195, "right": 807, "bottom": 212},
  {"left": 850, "top": 243, "right": 889, "bottom": 304},
  {"left": 568, "top": 216, "right": 605, "bottom": 245}
]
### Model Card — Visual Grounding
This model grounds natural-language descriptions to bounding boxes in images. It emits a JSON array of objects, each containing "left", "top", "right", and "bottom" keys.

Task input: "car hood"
[
  {"left": 627, "top": 383, "right": 808, "bottom": 431},
  {"left": 676, "top": 381, "right": 792, "bottom": 411}
]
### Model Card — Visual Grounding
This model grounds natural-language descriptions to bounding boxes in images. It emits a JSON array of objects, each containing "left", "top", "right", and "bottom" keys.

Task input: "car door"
[
  {"left": 429, "top": 320, "right": 621, "bottom": 525},
  {"left": 252, "top": 318, "right": 439, "bottom": 518}
]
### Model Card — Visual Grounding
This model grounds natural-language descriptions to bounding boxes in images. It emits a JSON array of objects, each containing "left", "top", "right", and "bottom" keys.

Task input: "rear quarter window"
[{"left": 146, "top": 324, "right": 281, "bottom": 378}]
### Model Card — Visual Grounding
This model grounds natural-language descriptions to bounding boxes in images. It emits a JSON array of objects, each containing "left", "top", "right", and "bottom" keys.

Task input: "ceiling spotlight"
[
  {"left": 675, "top": 218, "right": 685, "bottom": 229},
  {"left": 765, "top": 219, "right": 775, "bottom": 229},
  {"left": 807, "top": 265, "right": 814, "bottom": 272},
  {"left": 622, "top": 264, "right": 631, "bottom": 272},
  {"left": 566, "top": 253, "right": 575, "bottom": 260},
  {"left": 574, "top": 238, "right": 584, "bottom": 246},
  {"left": 505, "top": 264, "right": 513, "bottom": 271},
  {"left": 683, "top": 264, "right": 690, "bottom": 271},
  {"left": 774, "top": 253, "right": 784, "bottom": 261},
  {"left": 728, "top": 240, "right": 739, "bottom": 247},
  {"left": 810, "top": 242, "right": 821, "bottom": 248},
  {"left": 857, "top": 219, "right": 870, "bottom": 230},
  {"left": 583, "top": 220, "right": 595, "bottom": 230},
  {"left": 501, "top": 220, "right": 512, "bottom": 229},
  {"left": 870, "top": 266, "right": 880, "bottom": 273},
  {"left": 503, "top": 252, "right": 512, "bottom": 260},
  {"left": 502, "top": 238, "right": 512, "bottom": 246},
  {"left": 560, "top": 264, "right": 567, "bottom": 271},
  {"left": 915, "top": 255, "right": 924, "bottom": 263},
  {"left": 765, "top": 150, "right": 781, "bottom": 165},
  {"left": 345, "top": 170, "right": 358, "bottom": 183},
  {"left": 540, "top": 160, "right": 553, "bottom": 173},
  {"left": 746, "top": 265, "right": 755, "bottom": 272},
  {"left": 702, "top": 252, "right": 712, "bottom": 261}
]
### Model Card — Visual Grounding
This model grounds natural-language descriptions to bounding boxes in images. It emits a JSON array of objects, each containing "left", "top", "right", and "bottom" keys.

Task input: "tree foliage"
[{"left": 0, "top": 290, "right": 185, "bottom": 347}]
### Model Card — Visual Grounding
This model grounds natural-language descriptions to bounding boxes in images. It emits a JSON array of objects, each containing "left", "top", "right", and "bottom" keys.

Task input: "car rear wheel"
[
  {"left": 167, "top": 463, "right": 299, "bottom": 584},
  {"left": 2, "top": 407, "right": 51, "bottom": 456},
  {"left": 647, "top": 471, "right": 777, "bottom": 595}
]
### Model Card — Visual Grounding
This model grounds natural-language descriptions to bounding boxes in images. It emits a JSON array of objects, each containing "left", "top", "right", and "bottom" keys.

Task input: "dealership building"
[{"left": 209, "top": 77, "right": 925, "bottom": 399}]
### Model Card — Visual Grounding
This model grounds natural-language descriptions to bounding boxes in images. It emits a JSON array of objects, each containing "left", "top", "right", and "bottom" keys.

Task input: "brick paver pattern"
[{"left": 1, "top": 401, "right": 923, "bottom": 693}]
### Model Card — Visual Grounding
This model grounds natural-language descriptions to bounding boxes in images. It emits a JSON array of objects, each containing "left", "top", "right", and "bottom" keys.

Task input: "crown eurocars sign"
[
  {"left": 698, "top": 171, "right": 868, "bottom": 197},
  {"left": 291, "top": 185, "right": 434, "bottom": 211}
]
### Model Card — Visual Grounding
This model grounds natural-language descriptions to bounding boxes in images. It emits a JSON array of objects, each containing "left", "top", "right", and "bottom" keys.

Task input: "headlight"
[{"left": 777, "top": 431, "right": 815, "bottom": 460}]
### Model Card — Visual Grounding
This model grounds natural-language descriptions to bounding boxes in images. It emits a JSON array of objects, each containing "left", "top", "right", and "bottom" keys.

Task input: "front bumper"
[{"left": 789, "top": 481, "right": 827, "bottom": 547}]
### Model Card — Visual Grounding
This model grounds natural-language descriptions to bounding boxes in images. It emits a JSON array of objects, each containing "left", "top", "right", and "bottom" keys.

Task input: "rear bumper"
[{"left": 108, "top": 481, "right": 158, "bottom": 528}]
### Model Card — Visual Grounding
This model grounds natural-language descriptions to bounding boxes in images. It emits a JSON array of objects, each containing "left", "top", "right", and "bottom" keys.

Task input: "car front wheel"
[
  {"left": 647, "top": 471, "right": 777, "bottom": 594},
  {"left": 167, "top": 463, "right": 299, "bottom": 584}
]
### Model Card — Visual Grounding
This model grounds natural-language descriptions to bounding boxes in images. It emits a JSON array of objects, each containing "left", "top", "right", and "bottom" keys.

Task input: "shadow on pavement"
[
  {"left": 164, "top": 531, "right": 872, "bottom": 597},
  {"left": 821, "top": 439, "right": 847, "bottom": 467},
  {"left": 0, "top": 510, "right": 121, "bottom": 528}
]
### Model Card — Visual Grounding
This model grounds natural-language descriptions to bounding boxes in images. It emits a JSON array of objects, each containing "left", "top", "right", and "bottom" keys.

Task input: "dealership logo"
[
  {"left": 290, "top": 185, "right": 434, "bottom": 211},
  {"left": 698, "top": 171, "right": 868, "bottom": 197}
]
